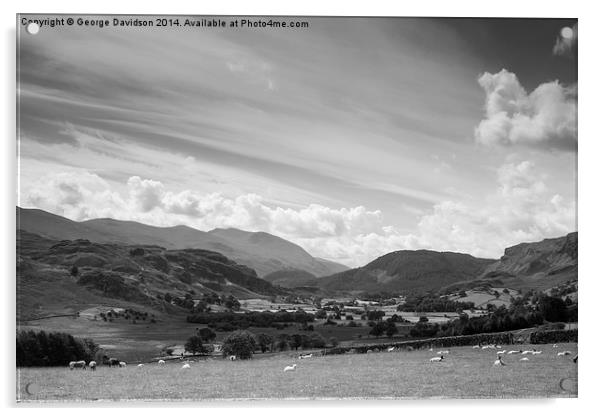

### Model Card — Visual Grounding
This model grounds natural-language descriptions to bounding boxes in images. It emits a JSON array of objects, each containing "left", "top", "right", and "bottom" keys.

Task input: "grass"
[{"left": 16, "top": 342, "right": 577, "bottom": 401}]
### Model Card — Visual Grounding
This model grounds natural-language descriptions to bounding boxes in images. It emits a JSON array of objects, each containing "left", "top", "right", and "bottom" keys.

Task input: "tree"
[
  {"left": 184, "top": 335, "right": 211, "bottom": 355},
  {"left": 539, "top": 296, "right": 568, "bottom": 322},
  {"left": 329, "top": 337, "right": 339, "bottom": 347},
  {"left": 255, "top": 333, "right": 274, "bottom": 353},
  {"left": 197, "top": 327, "right": 216, "bottom": 342},
  {"left": 289, "top": 334, "right": 303, "bottom": 350},
  {"left": 315, "top": 309, "right": 327, "bottom": 319},
  {"left": 369, "top": 322, "right": 386, "bottom": 337},
  {"left": 224, "top": 295, "right": 241, "bottom": 311},
  {"left": 385, "top": 321, "right": 398, "bottom": 338},
  {"left": 222, "top": 330, "right": 256, "bottom": 359}
]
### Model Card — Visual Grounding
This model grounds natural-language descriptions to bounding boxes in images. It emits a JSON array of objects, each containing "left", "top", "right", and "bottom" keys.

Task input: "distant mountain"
[
  {"left": 474, "top": 232, "right": 577, "bottom": 291},
  {"left": 17, "top": 230, "right": 284, "bottom": 320},
  {"left": 16, "top": 207, "right": 348, "bottom": 278},
  {"left": 318, "top": 250, "right": 495, "bottom": 294},
  {"left": 263, "top": 269, "right": 319, "bottom": 288}
]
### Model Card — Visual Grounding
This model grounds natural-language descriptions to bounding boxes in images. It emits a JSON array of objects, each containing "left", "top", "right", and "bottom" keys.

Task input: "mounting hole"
[{"left": 26, "top": 22, "right": 40, "bottom": 35}]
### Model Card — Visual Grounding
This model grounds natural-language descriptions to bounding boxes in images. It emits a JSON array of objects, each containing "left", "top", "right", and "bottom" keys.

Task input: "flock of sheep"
[{"left": 67, "top": 343, "right": 576, "bottom": 373}]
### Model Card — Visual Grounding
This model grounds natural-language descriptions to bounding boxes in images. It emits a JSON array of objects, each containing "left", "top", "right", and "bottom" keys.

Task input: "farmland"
[{"left": 17, "top": 342, "right": 577, "bottom": 401}]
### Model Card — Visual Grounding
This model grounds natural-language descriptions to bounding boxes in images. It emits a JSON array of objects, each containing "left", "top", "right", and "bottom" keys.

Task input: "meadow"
[{"left": 16, "top": 342, "right": 577, "bottom": 401}]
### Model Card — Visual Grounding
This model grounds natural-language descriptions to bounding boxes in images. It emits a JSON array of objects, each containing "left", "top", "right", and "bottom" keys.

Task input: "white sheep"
[
  {"left": 119, "top": 361, "right": 127, "bottom": 368},
  {"left": 507, "top": 350, "right": 521, "bottom": 355},
  {"left": 520, "top": 357, "right": 530, "bottom": 362},
  {"left": 137, "top": 363, "right": 144, "bottom": 367},
  {"left": 228, "top": 355, "right": 237, "bottom": 361},
  {"left": 532, "top": 351, "right": 542, "bottom": 355},
  {"left": 493, "top": 355, "right": 506, "bottom": 366},
  {"left": 497, "top": 350, "right": 506, "bottom": 355},
  {"left": 558, "top": 351, "right": 572, "bottom": 356},
  {"left": 284, "top": 364, "right": 297, "bottom": 372},
  {"left": 88, "top": 361, "right": 97, "bottom": 371},
  {"left": 437, "top": 350, "right": 449, "bottom": 355},
  {"left": 387, "top": 347, "right": 395, "bottom": 352},
  {"left": 430, "top": 356, "right": 444, "bottom": 362},
  {"left": 158, "top": 359, "right": 165, "bottom": 365},
  {"left": 182, "top": 363, "right": 191, "bottom": 369}
]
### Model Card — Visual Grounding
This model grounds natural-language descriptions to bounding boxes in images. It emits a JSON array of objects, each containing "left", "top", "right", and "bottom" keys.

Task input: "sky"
[{"left": 17, "top": 16, "right": 578, "bottom": 267}]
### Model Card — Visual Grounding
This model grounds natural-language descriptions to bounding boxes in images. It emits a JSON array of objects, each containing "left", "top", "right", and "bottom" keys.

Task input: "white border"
[{"left": 2, "top": 0, "right": 600, "bottom": 414}]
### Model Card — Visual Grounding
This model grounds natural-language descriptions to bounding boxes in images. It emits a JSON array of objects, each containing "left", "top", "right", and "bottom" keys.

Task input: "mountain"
[
  {"left": 318, "top": 250, "right": 495, "bottom": 294},
  {"left": 475, "top": 232, "right": 577, "bottom": 291},
  {"left": 318, "top": 232, "right": 578, "bottom": 295},
  {"left": 16, "top": 207, "right": 348, "bottom": 278},
  {"left": 263, "top": 269, "right": 319, "bottom": 288},
  {"left": 17, "top": 230, "right": 285, "bottom": 320}
]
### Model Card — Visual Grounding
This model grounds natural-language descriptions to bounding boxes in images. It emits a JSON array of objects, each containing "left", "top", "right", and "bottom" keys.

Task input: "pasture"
[{"left": 17, "top": 342, "right": 577, "bottom": 401}]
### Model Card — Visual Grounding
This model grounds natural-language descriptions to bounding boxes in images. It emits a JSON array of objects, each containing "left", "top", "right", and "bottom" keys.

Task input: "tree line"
[{"left": 17, "top": 330, "right": 99, "bottom": 367}]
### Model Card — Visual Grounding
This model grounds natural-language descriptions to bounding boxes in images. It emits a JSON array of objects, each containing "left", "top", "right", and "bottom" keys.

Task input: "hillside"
[
  {"left": 318, "top": 250, "right": 495, "bottom": 294},
  {"left": 17, "top": 230, "right": 285, "bottom": 320},
  {"left": 263, "top": 269, "right": 319, "bottom": 288},
  {"left": 16, "top": 207, "right": 348, "bottom": 278},
  {"left": 477, "top": 232, "right": 577, "bottom": 291}
]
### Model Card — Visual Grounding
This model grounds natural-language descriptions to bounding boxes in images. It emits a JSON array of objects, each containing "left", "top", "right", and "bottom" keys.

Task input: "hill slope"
[
  {"left": 17, "top": 230, "right": 285, "bottom": 320},
  {"left": 17, "top": 207, "right": 348, "bottom": 277},
  {"left": 263, "top": 269, "right": 319, "bottom": 288},
  {"left": 475, "top": 232, "right": 577, "bottom": 291},
  {"left": 318, "top": 250, "right": 495, "bottom": 294}
]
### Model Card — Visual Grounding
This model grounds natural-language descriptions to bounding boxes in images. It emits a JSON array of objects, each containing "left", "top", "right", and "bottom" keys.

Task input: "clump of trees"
[
  {"left": 222, "top": 330, "right": 257, "bottom": 359},
  {"left": 184, "top": 335, "right": 213, "bottom": 355},
  {"left": 397, "top": 295, "right": 475, "bottom": 313},
  {"left": 186, "top": 310, "right": 314, "bottom": 330},
  {"left": 17, "top": 330, "right": 98, "bottom": 367}
]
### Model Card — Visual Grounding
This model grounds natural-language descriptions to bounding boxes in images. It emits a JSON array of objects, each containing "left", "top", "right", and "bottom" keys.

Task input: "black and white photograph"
[{"left": 15, "top": 11, "right": 579, "bottom": 402}]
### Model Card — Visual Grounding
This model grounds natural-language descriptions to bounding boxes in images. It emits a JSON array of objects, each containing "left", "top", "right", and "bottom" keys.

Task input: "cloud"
[
  {"left": 474, "top": 69, "right": 577, "bottom": 151},
  {"left": 21, "top": 163, "right": 575, "bottom": 267},
  {"left": 553, "top": 24, "right": 578, "bottom": 57}
]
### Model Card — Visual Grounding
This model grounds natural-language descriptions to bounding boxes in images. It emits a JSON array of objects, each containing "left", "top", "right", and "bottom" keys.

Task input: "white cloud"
[
  {"left": 474, "top": 69, "right": 577, "bottom": 151},
  {"left": 21, "top": 162, "right": 575, "bottom": 268}
]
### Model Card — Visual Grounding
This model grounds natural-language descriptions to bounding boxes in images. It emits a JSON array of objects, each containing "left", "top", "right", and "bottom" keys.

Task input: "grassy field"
[{"left": 16, "top": 342, "right": 577, "bottom": 401}]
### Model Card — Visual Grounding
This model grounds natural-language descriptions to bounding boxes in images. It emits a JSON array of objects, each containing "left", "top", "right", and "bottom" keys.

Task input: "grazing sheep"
[
  {"left": 228, "top": 355, "right": 237, "bottom": 361},
  {"left": 88, "top": 361, "right": 97, "bottom": 371},
  {"left": 137, "top": 363, "right": 144, "bottom": 367},
  {"left": 497, "top": 350, "right": 506, "bottom": 355},
  {"left": 553, "top": 344, "right": 558, "bottom": 348},
  {"left": 558, "top": 351, "right": 572, "bottom": 356},
  {"left": 158, "top": 360, "right": 165, "bottom": 365},
  {"left": 387, "top": 347, "right": 395, "bottom": 352},
  {"left": 284, "top": 364, "right": 297, "bottom": 372},
  {"left": 299, "top": 353, "right": 313, "bottom": 359},
  {"left": 430, "top": 356, "right": 444, "bottom": 362},
  {"left": 520, "top": 357, "right": 530, "bottom": 362},
  {"left": 532, "top": 351, "right": 542, "bottom": 355},
  {"left": 69, "top": 360, "right": 86, "bottom": 370},
  {"left": 437, "top": 350, "right": 449, "bottom": 355},
  {"left": 119, "top": 361, "right": 127, "bottom": 368},
  {"left": 507, "top": 350, "right": 521, "bottom": 355},
  {"left": 182, "top": 363, "right": 191, "bottom": 369},
  {"left": 493, "top": 355, "right": 506, "bottom": 366},
  {"left": 472, "top": 345, "right": 481, "bottom": 349}
]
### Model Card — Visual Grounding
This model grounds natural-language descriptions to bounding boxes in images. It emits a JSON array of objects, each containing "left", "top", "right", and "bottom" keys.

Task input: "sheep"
[
  {"left": 507, "top": 350, "right": 521, "bottom": 355},
  {"left": 182, "top": 363, "right": 191, "bottom": 369},
  {"left": 228, "top": 355, "right": 237, "bottom": 361},
  {"left": 88, "top": 361, "right": 97, "bottom": 371},
  {"left": 69, "top": 360, "right": 86, "bottom": 370},
  {"left": 497, "top": 350, "right": 506, "bottom": 355},
  {"left": 437, "top": 350, "right": 449, "bottom": 355},
  {"left": 387, "top": 347, "right": 395, "bottom": 352},
  {"left": 299, "top": 353, "right": 313, "bottom": 359},
  {"left": 532, "top": 351, "right": 542, "bottom": 355},
  {"left": 493, "top": 355, "right": 506, "bottom": 366},
  {"left": 553, "top": 344, "right": 558, "bottom": 348},
  {"left": 520, "top": 357, "right": 530, "bottom": 362},
  {"left": 429, "top": 356, "right": 444, "bottom": 362},
  {"left": 284, "top": 364, "right": 297, "bottom": 372},
  {"left": 137, "top": 363, "right": 144, "bottom": 368},
  {"left": 158, "top": 360, "right": 165, "bottom": 365},
  {"left": 119, "top": 361, "right": 127, "bottom": 368},
  {"left": 472, "top": 345, "right": 481, "bottom": 349},
  {"left": 558, "top": 351, "right": 572, "bottom": 356}
]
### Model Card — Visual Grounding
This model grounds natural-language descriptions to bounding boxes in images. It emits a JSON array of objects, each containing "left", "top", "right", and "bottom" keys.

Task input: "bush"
[
  {"left": 530, "top": 329, "right": 578, "bottom": 344},
  {"left": 184, "top": 335, "right": 211, "bottom": 355},
  {"left": 222, "top": 330, "right": 256, "bottom": 359}
]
